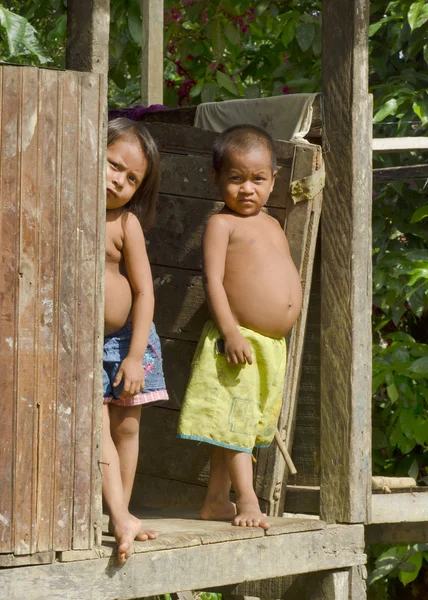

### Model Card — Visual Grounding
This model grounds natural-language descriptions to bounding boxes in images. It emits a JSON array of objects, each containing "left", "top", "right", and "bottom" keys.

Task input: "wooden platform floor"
[{"left": 0, "top": 510, "right": 366, "bottom": 600}]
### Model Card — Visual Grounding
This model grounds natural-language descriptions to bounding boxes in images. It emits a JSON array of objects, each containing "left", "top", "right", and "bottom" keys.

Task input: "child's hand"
[
  {"left": 114, "top": 356, "right": 145, "bottom": 399},
  {"left": 224, "top": 331, "right": 253, "bottom": 365}
]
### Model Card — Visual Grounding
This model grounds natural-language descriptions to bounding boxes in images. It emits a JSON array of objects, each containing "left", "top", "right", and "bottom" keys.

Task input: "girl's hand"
[
  {"left": 224, "top": 331, "right": 253, "bottom": 365},
  {"left": 114, "top": 356, "right": 145, "bottom": 399}
]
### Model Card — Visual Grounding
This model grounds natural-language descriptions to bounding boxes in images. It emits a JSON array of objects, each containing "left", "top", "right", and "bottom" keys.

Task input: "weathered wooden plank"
[
  {"left": 72, "top": 72, "right": 102, "bottom": 550},
  {"left": 131, "top": 473, "right": 208, "bottom": 512},
  {"left": 0, "top": 66, "right": 19, "bottom": 554},
  {"left": 13, "top": 67, "right": 39, "bottom": 556},
  {"left": 0, "top": 551, "right": 55, "bottom": 568},
  {"left": 66, "top": 0, "right": 110, "bottom": 74},
  {"left": 148, "top": 195, "right": 286, "bottom": 271},
  {"left": 373, "top": 137, "right": 428, "bottom": 152},
  {"left": 144, "top": 122, "right": 298, "bottom": 164},
  {"left": 371, "top": 490, "right": 428, "bottom": 524},
  {"left": 152, "top": 265, "right": 208, "bottom": 342},
  {"left": 141, "top": 0, "right": 163, "bottom": 105},
  {"left": 0, "top": 525, "right": 365, "bottom": 599},
  {"left": 373, "top": 164, "right": 428, "bottom": 181},
  {"left": 320, "top": 0, "right": 372, "bottom": 524},
  {"left": 136, "top": 406, "right": 210, "bottom": 487},
  {"left": 160, "top": 338, "right": 197, "bottom": 410},
  {"left": 254, "top": 145, "right": 323, "bottom": 513},
  {"left": 366, "top": 522, "right": 428, "bottom": 545},
  {"left": 284, "top": 486, "right": 320, "bottom": 515},
  {"left": 349, "top": 565, "right": 367, "bottom": 600},
  {"left": 53, "top": 71, "right": 80, "bottom": 551},
  {"left": 35, "top": 68, "right": 61, "bottom": 554},
  {"left": 157, "top": 153, "right": 291, "bottom": 208}
]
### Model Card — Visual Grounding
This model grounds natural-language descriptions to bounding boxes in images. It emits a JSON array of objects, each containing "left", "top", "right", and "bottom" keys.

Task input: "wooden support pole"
[
  {"left": 141, "top": 0, "right": 164, "bottom": 105},
  {"left": 66, "top": 0, "right": 110, "bottom": 74},
  {"left": 320, "top": 0, "right": 372, "bottom": 524}
]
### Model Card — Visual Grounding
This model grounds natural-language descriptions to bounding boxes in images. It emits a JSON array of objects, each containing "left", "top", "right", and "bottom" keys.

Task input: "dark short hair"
[
  {"left": 212, "top": 124, "right": 277, "bottom": 174},
  {"left": 107, "top": 118, "right": 160, "bottom": 230}
]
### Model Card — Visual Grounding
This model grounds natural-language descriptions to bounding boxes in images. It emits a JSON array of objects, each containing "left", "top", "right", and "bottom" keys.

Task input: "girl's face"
[{"left": 106, "top": 137, "right": 147, "bottom": 210}]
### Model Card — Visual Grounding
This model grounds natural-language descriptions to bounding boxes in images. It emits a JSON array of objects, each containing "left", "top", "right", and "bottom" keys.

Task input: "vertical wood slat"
[
  {"left": 72, "top": 73, "right": 105, "bottom": 549},
  {"left": 254, "top": 144, "right": 323, "bottom": 514},
  {"left": 0, "top": 66, "right": 18, "bottom": 554},
  {"left": 53, "top": 70, "right": 79, "bottom": 551},
  {"left": 320, "top": 0, "right": 372, "bottom": 524},
  {"left": 0, "top": 66, "right": 105, "bottom": 557},
  {"left": 141, "top": 0, "right": 164, "bottom": 105},
  {"left": 36, "top": 70, "right": 60, "bottom": 552},
  {"left": 14, "top": 68, "right": 39, "bottom": 555}
]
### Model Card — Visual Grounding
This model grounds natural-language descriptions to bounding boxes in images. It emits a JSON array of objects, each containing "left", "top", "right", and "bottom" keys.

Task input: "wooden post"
[
  {"left": 141, "top": 0, "right": 164, "bottom": 105},
  {"left": 320, "top": 0, "right": 372, "bottom": 523},
  {"left": 66, "top": 0, "right": 110, "bottom": 74}
]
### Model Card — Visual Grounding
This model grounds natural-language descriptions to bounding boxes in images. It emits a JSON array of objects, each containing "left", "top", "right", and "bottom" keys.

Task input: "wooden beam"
[
  {"left": 66, "top": 0, "right": 110, "bottom": 74},
  {"left": 373, "top": 137, "right": 428, "bottom": 152},
  {"left": 0, "top": 525, "right": 365, "bottom": 599},
  {"left": 373, "top": 164, "right": 428, "bottom": 181},
  {"left": 141, "top": 0, "right": 164, "bottom": 105},
  {"left": 320, "top": 0, "right": 372, "bottom": 524},
  {"left": 371, "top": 490, "right": 428, "bottom": 524},
  {"left": 366, "top": 522, "right": 428, "bottom": 545}
]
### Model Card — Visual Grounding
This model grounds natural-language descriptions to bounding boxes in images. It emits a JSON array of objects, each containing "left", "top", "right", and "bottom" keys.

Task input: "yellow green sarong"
[{"left": 177, "top": 321, "right": 286, "bottom": 453}]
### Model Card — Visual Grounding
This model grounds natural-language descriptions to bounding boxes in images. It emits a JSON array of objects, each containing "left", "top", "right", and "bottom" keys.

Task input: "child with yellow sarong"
[{"left": 178, "top": 125, "right": 302, "bottom": 530}]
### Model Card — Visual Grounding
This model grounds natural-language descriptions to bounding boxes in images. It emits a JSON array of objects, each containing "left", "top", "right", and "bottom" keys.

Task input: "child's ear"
[{"left": 270, "top": 170, "right": 278, "bottom": 192}]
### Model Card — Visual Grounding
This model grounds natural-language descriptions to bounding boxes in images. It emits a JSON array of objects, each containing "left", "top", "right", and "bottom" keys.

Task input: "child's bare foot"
[
  {"left": 200, "top": 496, "right": 237, "bottom": 521},
  {"left": 233, "top": 500, "right": 270, "bottom": 530},
  {"left": 109, "top": 514, "right": 157, "bottom": 563}
]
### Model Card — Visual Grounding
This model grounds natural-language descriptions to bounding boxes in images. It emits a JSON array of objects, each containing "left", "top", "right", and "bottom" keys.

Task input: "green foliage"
[
  {"left": 0, "top": 3, "right": 50, "bottom": 63},
  {"left": 163, "top": 0, "right": 321, "bottom": 107}
]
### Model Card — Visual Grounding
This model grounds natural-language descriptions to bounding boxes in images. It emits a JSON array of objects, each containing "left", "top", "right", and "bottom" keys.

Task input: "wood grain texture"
[
  {"left": 320, "top": 0, "right": 372, "bottom": 524},
  {"left": 0, "top": 66, "right": 105, "bottom": 558},
  {"left": 371, "top": 490, "right": 428, "bottom": 523},
  {"left": 373, "top": 164, "right": 428, "bottom": 181},
  {"left": 66, "top": 0, "right": 110, "bottom": 74},
  {"left": 0, "top": 65, "right": 19, "bottom": 554},
  {"left": 366, "top": 522, "right": 428, "bottom": 545},
  {"left": 148, "top": 194, "right": 286, "bottom": 271},
  {"left": 0, "top": 525, "right": 365, "bottom": 599},
  {"left": 141, "top": 0, "right": 164, "bottom": 105},
  {"left": 254, "top": 145, "right": 323, "bottom": 513}
]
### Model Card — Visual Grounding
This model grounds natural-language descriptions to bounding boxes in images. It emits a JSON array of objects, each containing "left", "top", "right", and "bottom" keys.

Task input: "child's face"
[
  {"left": 106, "top": 137, "right": 147, "bottom": 210},
  {"left": 214, "top": 147, "right": 276, "bottom": 216}
]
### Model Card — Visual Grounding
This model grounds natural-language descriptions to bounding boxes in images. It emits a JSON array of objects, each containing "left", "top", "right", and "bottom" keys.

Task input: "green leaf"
[
  {"left": 410, "top": 204, "right": 428, "bottom": 223},
  {"left": 201, "top": 81, "right": 217, "bottom": 103},
  {"left": 409, "top": 356, "right": 428, "bottom": 375},
  {"left": 408, "top": 268, "right": 428, "bottom": 286},
  {"left": 296, "top": 22, "right": 315, "bottom": 52},
  {"left": 387, "top": 383, "right": 399, "bottom": 402},
  {"left": 189, "top": 81, "right": 203, "bottom": 98},
  {"left": 224, "top": 22, "right": 240, "bottom": 46},
  {"left": 408, "top": 1, "right": 428, "bottom": 30},
  {"left": 281, "top": 20, "right": 296, "bottom": 46},
  {"left": 373, "top": 98, "right": 398, "bottom": 123},
  {"left": 128, "top": 14, "right": 142, "bottom": 45},
  {"left": 0, "top": 6, "right": 49, "bottom": 63},
  {"left": 211, "top": 18, "right": 225, "bottom": 58},
  {"left": 398, "top": 551, "right": 422, "bottom": 586},
  {"left": 216, "top": 70, "right": 239, "bottom": 96}
]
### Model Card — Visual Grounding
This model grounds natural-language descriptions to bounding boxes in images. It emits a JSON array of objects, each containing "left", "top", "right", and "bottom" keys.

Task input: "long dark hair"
[{"left": 107, "top": 118, "right": 160, "bottom": 230}]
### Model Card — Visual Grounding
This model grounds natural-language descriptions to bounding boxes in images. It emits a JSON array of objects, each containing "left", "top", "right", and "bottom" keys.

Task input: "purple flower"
[{"left": 282, "top": 86, "right": 291, "bottom": 94}]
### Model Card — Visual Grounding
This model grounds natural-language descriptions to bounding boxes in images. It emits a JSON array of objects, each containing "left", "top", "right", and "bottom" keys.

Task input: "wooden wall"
[
  {"left": 132, "top": 122, "right": 322, "bottom": 514},
  {"left": 0, "top": 66, "right": 105, "bottom": 560}
]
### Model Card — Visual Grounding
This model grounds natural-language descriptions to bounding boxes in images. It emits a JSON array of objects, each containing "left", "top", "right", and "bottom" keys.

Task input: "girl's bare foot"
[
  {"left": 109, "top": 514, "right": 157, "bottom": 563},
  {"left": 200, "top": 495, "right": 237, "bottom": 521},
  {"left": 233, "top": 500, "right": 270, "bottom": 530}
]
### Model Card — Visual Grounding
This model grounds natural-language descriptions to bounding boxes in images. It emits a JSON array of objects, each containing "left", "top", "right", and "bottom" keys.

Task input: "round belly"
[
  {"left": 104, "top": 268, "right": 133, "bottom": 335},
  {"left": 224, "top": 265, "right": 302, "bottom": 338}
]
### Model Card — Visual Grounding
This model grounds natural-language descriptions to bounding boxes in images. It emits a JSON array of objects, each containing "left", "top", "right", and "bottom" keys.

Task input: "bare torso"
[
  {"left": 105, "top": 211, "right": 132, "bottom": 335},
  {"left": 221, "top": 211, "right": 302, "bottom": 338}
]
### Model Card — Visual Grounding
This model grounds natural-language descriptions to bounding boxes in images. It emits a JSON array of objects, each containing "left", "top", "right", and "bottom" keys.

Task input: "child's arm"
[
  {"left": 114, "top": 213, "right": 154, "bottom": 398},
  {"left": 203, "top": 215, "right": 252, "bottom": 365}
]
